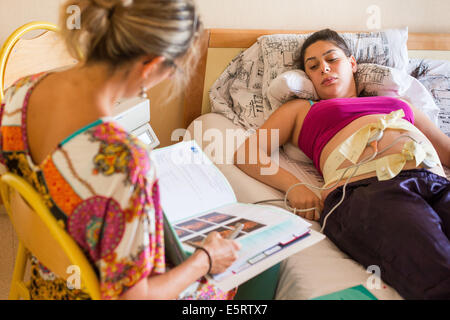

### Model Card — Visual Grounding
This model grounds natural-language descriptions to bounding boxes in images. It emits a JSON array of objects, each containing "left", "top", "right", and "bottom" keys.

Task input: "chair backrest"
[
  {"left": 0, "top": 172, "right": 101, "bottom": 300},
  {"left": 0, "top": 21, "right": 78, "bottom": 101}
]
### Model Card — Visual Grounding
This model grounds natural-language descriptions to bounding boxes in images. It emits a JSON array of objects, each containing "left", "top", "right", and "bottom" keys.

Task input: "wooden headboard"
[{"left": 183, "top": 28, "right": 450, "bottom": 128}]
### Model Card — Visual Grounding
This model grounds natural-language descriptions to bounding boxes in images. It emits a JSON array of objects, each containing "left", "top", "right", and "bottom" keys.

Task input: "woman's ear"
[
  {"left": 141, "top": 56, "right": 166, "bottom": 79},
  {"left": 349, "top": 55, "right": 357, "bottom": 73}
]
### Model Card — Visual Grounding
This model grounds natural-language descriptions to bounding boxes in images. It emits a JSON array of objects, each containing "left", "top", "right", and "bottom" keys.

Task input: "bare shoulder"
[
  {"left": 281, "top": 98, "right": 311, "bottom": 109},
  {"left": 271, "top": 98, "right": 310, "bottom": 118},
  {"left": 260, "top": 99, "right": 310, "bottom": 131},
  {"left": 285, "top": 98, "right": 312, "bottom": 119},
  {"left": 263, "top": 99, "right": 309, "bottom": 125},
  {"left": 264, "top": 99, "right": 312, "bottom": 145}
]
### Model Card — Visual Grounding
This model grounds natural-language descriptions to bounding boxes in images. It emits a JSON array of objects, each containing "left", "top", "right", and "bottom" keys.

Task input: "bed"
[
  {"left": 1, "top": 24, "right": 448, "bottom": 300},
  {"left": 181, "top": 28, "right": 450, "bottom": 300}
]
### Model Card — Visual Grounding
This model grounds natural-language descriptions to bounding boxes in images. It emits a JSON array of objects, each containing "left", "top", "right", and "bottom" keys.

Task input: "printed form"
[
  {"left": 151, "top": 142, "right": 236, "bottom": 223},
  {"left": 151, "top": 140, "right": 324, "bottom": 291}
]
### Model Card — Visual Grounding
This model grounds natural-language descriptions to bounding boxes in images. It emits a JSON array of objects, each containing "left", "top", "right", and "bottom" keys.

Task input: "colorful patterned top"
[{"left": 0, "top": 73, "right": 235, "bottom": 300}]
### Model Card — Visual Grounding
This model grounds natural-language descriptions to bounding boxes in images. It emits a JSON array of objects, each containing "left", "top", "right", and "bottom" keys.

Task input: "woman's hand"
[
  {"left": 119, "top": 231, "right": 241, "bottom": 300},
  {"left": 287, "top": 185, "right": 323, "bottom": 221},
  {"left": 201, "top": 232, "right": 241, "bottom": 275}
]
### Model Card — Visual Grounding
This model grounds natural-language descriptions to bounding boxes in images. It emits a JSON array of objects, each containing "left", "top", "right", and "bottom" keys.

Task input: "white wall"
[
  {"left": 0, "top": 0, "right": 65, "bottom": 44},
  {"left": 1, "top": 0, "right": 450, "bottom": 45},
  {"left": 195, "top": 0, "right": 450, "bottom": 33}
]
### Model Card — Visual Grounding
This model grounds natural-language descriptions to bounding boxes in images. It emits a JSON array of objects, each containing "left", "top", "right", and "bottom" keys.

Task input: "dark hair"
[{"left": 298, "top": 29, "right": 352, "bottom": 71}]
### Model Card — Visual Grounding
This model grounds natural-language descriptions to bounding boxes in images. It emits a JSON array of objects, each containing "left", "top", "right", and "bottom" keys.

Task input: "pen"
[{"left": 227, "top": 223, "right": 244, "bottom": 240}]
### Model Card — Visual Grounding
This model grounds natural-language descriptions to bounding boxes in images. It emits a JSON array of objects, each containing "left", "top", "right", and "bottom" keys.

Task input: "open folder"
[{"left": 151, "top": 140, "right": 325, "bottom": 292}]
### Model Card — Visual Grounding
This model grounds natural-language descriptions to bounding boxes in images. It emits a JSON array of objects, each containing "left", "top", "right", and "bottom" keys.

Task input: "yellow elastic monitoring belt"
[
  {"left": 260, "top": 109, "right": 441, "bottom": 234},
  {"left": 322, "top": 109, "right": 441, "bottom": 188}
]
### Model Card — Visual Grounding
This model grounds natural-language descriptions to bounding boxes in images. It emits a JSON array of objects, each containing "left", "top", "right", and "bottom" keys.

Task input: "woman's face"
[{"left": 303, "top": 40, "right": 357, "bottom": 100}]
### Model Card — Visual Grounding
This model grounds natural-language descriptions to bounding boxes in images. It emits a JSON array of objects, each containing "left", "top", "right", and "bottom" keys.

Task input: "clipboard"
[{"left": 163, "top": 211, "right": 189, "bottom": 266}]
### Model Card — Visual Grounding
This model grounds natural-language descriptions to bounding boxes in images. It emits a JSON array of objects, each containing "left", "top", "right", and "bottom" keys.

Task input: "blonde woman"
[{"left": 0, "top": 0, "right": 240, "bottom": 300}]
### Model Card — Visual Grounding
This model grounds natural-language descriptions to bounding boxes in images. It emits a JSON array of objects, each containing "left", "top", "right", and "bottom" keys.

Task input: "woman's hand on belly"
[{"left": 287, "top": 185, "right": 323, "bottom": 221}]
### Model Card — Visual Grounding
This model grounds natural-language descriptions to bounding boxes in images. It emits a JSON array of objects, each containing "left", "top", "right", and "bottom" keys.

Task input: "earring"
[{"left": 139, "top": 86, "right": 148, "bottom": 99}]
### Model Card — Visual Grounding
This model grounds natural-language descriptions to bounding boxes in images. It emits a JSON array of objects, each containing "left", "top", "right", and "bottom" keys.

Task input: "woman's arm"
[
  {"left": 234, "top": 99, "right": 323, "bottom": 220},
  {"left": 407, "top": 102, "right": 450, "bottom": 167},
  {"left": 118, "top": 232, "right": 240, "bottom": 300},
  {"left": 234, "top": 99, "right": 304, "bottom": 190},
  {"left": 118, "top": 246, "right": 210, "bottom": 300}
]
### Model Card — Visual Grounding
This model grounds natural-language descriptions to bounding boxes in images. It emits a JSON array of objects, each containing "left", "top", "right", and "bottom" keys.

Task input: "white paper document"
[
  {"left": 151, "top": 140, "right": 324, "bottom": 291},
  {"left": 151, "top": 142, "right": 236, "bottom": 223}
]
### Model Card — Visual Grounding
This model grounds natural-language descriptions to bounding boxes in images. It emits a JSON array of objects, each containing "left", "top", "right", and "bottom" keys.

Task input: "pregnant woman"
[{"left": 235, "top": 29, "right": 450, "bottom": 299}]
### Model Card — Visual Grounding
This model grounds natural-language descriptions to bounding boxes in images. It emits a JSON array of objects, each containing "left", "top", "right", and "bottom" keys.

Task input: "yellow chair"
[
  {"left": 0, "top": 172, "right": 101, "bottom": 300},
  {"left": 0, "top": 21, "right": 77, "bottom": 101},
  {"left": 0, "top": 22, "right": 96, "bottom": 300}
]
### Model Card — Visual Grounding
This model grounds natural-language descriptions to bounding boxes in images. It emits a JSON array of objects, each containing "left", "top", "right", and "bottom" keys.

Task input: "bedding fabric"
[
  {"left": 320, "top": 169, "right": 450, "bottom": 299},
  {"left": 209, "top": 42, "right": 265, "bottom": 129},
  {"left": 408, "top": 59, "right": 450, "bottom": 137}
]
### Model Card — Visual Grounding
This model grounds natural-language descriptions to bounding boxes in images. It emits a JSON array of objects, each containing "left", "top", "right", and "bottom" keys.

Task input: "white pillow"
[
  {"left": 267, "top": 63, "right": 440, "bottom": 126},
  {"left": 267, "top": 69, "right": 319, "bottom": 108},
  {"left": 267, "top": 69, "right": 318, "bottom": 108}
]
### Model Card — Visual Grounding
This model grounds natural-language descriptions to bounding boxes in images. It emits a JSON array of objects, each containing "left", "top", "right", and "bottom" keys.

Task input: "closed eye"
[{"left": 309, "top": 58, "right": 338, "bottom": 70}]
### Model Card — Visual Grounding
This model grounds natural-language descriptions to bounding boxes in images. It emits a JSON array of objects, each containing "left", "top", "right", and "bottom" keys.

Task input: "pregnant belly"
[{"left": 318, "top": 114, "right": 445, "bottom": 201}]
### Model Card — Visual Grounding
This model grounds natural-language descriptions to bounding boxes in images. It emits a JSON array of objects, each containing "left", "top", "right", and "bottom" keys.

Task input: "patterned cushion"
[
  {"left": 408, "top": 58, "right": 450, "bottom": 137},
  {"left": 209, "top": 42, "right": 265, "bottom": 130}
]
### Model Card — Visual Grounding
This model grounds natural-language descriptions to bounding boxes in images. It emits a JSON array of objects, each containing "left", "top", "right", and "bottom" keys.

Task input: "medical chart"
[
  {"left": 151, "top": 141, "right": 236, "bottom": 223},
  {"left": 151, "top": 140, "right": 324, "bottom": 291}
]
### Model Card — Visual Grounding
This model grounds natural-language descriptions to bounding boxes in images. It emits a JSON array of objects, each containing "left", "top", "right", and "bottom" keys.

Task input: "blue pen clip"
[{"left": 190, "top": 146, "right": 198, "bottom": 153}]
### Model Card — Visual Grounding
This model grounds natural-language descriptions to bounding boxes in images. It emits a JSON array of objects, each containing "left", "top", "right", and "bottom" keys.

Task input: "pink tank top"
[{"left": 297, "top": 96, "right": 415, "bottom": 174}]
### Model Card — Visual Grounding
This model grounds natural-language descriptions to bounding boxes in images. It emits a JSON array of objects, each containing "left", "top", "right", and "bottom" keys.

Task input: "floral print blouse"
[{"left": 0, "top": 73, "right": 235, "bottom": 300}]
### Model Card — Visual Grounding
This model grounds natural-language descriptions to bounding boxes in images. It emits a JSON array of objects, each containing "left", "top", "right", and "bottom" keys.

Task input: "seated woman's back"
[
  {"left": 1, "top": 72, "right": 164, "bottom": 299},
  {"left": 26, "top": 68, "right": 112, "bottom": 165}
]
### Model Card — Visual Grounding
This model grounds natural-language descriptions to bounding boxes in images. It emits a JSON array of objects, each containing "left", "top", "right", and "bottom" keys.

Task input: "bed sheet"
[{"left": 187, "top": 113, "right": 450, "bottom": 299}]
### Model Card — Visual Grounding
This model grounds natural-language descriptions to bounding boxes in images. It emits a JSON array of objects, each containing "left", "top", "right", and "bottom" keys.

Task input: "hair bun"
[
  {"left": 117, "top": 0, "right": 133, "bottom": 8},
  {"left": 92, "top": 0, "right": 132, "bottom": 11}
]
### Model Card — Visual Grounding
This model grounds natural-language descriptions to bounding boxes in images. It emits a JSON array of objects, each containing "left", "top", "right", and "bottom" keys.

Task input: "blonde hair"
[{"left": 60, "top": 0, "right": 201, "bottom": 92}]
